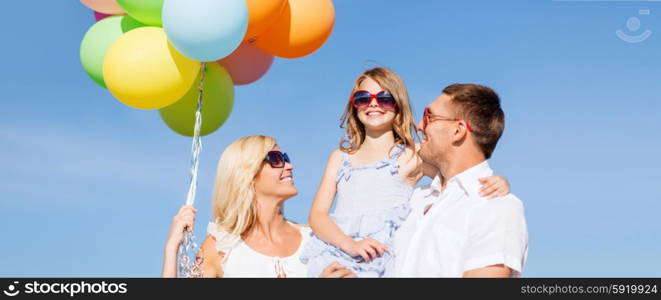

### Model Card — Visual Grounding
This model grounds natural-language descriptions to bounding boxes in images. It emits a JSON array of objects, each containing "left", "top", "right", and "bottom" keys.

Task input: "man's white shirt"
[{"left": 393, "top": 160, "right": 528, "bottom": 277}]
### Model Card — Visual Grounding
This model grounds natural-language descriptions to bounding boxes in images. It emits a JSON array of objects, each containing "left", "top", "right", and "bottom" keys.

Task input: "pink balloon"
[
  {"left": 94, "top": 11, "right": 113, "bottom": 21},
  {"left": 80, "top": 0, "right": 124, "bottom": 15},
  {"left": 218, "top": 42, "right": 274, "bottom": 86}
]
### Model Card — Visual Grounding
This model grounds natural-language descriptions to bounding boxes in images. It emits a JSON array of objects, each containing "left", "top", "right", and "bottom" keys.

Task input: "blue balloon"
[{"left": 163, "top": 0, "right": 248, "bottom": 62}]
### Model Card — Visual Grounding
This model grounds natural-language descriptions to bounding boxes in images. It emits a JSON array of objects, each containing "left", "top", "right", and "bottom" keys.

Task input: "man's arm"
[
  {"left": 463, "top": 264, "right": 511, "bottom": 278},
  {"left": 460, "top": 196, "right": 528, "bottom": 277}
]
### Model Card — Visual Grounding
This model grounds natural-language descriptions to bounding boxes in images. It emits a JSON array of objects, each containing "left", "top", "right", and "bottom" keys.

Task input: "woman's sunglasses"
[
  {"left": 350, "top": 90, "right": 398, "bottom": 111},
  {"left": 265, "top": 151, "right": 291, "bottom": 168}
]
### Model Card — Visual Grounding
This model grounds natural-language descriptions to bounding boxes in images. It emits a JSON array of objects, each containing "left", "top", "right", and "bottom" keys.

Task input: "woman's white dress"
[{"left": 206, "top": 221, "right": 311, "bottom": 278}]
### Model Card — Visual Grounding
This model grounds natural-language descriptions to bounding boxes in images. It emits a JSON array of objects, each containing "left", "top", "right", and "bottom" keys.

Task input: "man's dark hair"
[{"left": 443, "top": 83, "right": 505, "bottom": 159}]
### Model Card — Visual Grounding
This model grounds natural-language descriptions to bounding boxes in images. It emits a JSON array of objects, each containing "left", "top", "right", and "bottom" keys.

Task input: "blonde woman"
[{"left": 161, "top": 135, "right": 356, "bottom": 278}]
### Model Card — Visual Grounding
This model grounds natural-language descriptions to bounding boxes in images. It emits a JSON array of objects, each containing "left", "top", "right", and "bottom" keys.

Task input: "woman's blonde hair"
[
  {"left": 211, "top": 135, "right": 276, "bottom": 237},
  {"left": 339, "top": 67, "right": 417, "bottom": 153}
]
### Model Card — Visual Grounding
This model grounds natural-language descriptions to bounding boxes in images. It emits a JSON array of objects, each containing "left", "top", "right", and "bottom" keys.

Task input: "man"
[{"left": 394, "top": 83, "right": 528, "bottom": 277}]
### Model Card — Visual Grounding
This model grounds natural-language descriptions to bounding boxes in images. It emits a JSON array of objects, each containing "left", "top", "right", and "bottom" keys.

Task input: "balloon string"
[
  {"left": 186, "top": 62, "right": 206, "bottom": 207},
  {"left": 177, "top": 62, "right": 207, "bottom": 278}
]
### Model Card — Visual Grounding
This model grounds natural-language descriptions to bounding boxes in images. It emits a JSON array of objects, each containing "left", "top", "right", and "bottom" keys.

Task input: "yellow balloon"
[{"left": 103, "top": 27, "right": 201, "bottom": 110}]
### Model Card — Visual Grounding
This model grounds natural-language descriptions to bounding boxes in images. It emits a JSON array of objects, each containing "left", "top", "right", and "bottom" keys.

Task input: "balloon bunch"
[
  {"left": 79, "top": 0, "right": 335, "bottom": 278},
  {"left": 80, "top": 0, "right": 335, "bottom": 137}
]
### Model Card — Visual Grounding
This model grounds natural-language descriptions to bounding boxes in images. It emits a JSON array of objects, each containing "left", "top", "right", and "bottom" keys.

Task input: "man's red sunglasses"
[{"left": 422, "top": 107, "right": 474, "bottom": 132}]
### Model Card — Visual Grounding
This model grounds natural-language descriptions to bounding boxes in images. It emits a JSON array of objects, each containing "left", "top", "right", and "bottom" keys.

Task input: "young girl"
[{"left": 299, "top": 67, "right": 510, "bottom": 277}]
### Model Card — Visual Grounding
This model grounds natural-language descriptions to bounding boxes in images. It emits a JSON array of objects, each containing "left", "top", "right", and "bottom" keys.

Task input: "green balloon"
[
  {"left": 116, "top": 0, "right": 164, "bottom": 27},
  {"left": 160, "top": 63, "right": 234, "bottom": 137},
  {"left": 79, "top": 16, "right": 146, "bottom": 88}
]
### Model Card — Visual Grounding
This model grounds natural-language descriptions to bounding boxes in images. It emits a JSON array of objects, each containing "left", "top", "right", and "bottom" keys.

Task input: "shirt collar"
[
  {"left": 426, "top": 160, "right": 494, "bottom": 198},
  {"left": 453, "top": 160, "right": 494, "bottom": 198},
  {"left": 426, "top": 175, "right": 442, "bottom": 197}
]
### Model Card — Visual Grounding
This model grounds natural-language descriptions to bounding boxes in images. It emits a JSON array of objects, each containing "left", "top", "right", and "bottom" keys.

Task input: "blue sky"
[{"left": 1, "top": 0, "right": 659, "bottom": 277}]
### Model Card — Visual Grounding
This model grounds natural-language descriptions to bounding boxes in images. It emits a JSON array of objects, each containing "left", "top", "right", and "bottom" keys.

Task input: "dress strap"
[
  {"left": 382, "top": 143, "right": 406, "bottom": 175},
  {"left": 388, "top": 143, "right": 406, "bottom": 160},
  {"left": 206, "top": 222, "right": 242, "bottom": 265},
  {"left": 341, "top": 151, "right": 350, "bottom": 165},
  {"left": 336, "top": 151, "right": 352, "bottom": 183}
]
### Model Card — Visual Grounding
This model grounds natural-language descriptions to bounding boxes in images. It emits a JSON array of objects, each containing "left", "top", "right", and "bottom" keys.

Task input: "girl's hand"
[
  {"left": 319, "top": 262, "right": 357, "bottom": 278},
  {"left": 421, "top": 161, "right": 439, "bottom": 179},
  {"left": 343, "top": 238, "right": 389, "bottom": 262},
  {"left": 166, "top": 205, "right": 197, "bottom": 249},
  {"left": 478, "top": 175, "right": 510, "bottom": 199}
]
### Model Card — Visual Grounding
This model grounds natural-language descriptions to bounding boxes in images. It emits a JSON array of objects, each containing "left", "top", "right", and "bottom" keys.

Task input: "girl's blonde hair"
[
  {"left": 339, "top": 67, "right": 417, "bottom": 153},
  {"left": 211, "top": 135, "right": 276, "bottom": 237}
]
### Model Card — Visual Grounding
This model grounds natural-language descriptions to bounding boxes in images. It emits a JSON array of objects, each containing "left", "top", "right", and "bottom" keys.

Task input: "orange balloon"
[
  {"left": 253, "top": 0, "right": 334, "bottom": 59},
  {"left": 244, "top": 0, "right": 286, "bottom": 42}
]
